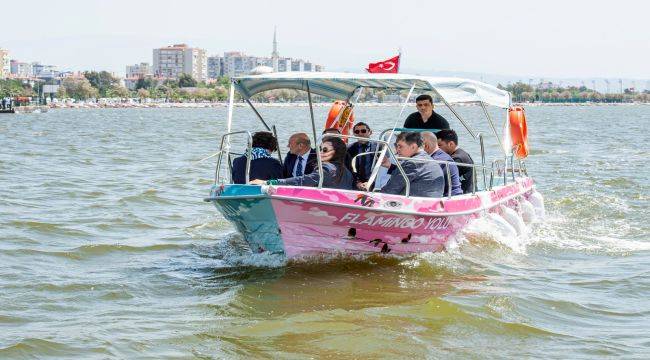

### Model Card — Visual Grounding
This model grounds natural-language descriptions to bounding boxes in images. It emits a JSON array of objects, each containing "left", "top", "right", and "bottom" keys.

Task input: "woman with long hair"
[{"left": 250, "top": 136, "right": 353, "bottom": 190}]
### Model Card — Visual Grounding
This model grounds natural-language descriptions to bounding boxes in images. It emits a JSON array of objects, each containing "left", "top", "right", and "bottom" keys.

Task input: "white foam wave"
[
  {"left": 526, "top": 213, "right": 650, "bottom": 254},
  {"left": 461, "top": 216, "right": 528, "bottom": 254}
]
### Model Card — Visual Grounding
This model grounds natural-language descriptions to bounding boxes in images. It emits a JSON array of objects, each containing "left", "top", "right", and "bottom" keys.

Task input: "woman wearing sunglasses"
[{"left": 250, "top": 136, "right": 353, "bottom": 190}]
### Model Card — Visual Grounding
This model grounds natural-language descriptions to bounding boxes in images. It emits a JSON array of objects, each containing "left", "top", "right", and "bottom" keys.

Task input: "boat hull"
[{"left": 209, "top": 177, "right": 536, "bottom": 259}]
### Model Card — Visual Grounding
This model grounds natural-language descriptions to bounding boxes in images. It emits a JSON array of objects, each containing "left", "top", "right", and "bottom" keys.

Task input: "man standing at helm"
[{"left": 403, "top": 94, "right": 450, "bottom": 130}]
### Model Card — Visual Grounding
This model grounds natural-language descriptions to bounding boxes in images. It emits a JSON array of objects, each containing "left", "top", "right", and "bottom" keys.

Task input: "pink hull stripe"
[{"left": 266, "top": 178, "right": 535, "bottom": 258}]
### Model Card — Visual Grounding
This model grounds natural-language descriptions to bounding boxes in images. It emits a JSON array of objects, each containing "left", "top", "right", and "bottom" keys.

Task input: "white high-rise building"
[
  {"left": 207, "top": 56, "right": 222, "bottom": 79},
  {"left": 153, "top": 44, "right": 207, "bottom": 81},
  {"left": 0, "top": 48, "right": 9, "bottom": 79},
  {"left": 291, "top": 59, "right": 305, "bottom": 72},
  {"left": 126, "top": 63, "right": 152, "bottom": 78},
  {"left": 10, "top": 60, "right": 33, "bottom": 78},
  {"left": 221, "top": 52, "right": 268, "bottom": 78},
  {"left": 31, "top": 62, "right": 58, "bottom": 78}
]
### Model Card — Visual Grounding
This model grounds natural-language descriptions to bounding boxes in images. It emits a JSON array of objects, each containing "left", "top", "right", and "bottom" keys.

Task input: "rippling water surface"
[{"left": 1, "top": 105, "right": 649, "bottom": 358}]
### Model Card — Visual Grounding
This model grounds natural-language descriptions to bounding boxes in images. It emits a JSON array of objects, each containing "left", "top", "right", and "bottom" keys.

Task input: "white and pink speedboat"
[{"left": 206, "top": 72, "right": 544, "bottom": 259}]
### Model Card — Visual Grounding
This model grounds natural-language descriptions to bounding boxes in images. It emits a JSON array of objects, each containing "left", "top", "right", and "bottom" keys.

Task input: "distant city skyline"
[{"left": 2, "top": 0, "right": 649, "bottom": 82}]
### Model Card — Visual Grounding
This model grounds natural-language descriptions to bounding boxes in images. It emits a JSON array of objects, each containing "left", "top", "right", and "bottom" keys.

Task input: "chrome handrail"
[
  {"left": 320, "top": 134, "right": 410, "bottom": 196},
  {"left": 394, "top": 156, "right": 491, "bottom": 194},
  {"left": 215, "top": 131, "right": 253, "bottom": 185},
  {"left": 490, "top": 159, "right": 506, "bottom": 189},
  {"left": 353, "top": 151, "right": 457, "bottom": 199},
  {"left": 478, "top": 132, "right": 487, "bottom": 190}
]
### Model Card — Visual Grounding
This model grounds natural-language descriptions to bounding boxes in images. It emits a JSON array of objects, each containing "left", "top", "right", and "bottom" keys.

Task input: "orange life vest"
[{"left": 508, "top": 106, "right": 529, "bottom": 159}]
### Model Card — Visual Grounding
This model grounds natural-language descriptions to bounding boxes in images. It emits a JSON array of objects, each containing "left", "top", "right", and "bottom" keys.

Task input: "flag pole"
[{"left": 397, "top": 46, "right": 402, "bottom": 73}]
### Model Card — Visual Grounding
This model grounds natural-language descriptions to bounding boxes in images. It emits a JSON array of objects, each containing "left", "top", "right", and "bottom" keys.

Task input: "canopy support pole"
[
  {"left": 350, "top": 86, "right": 364, "bottom": 104},
  {"left": 271, "top": 124, "right": 283, "bottom": 164},
  {"left": 306, "top": 81, "right": 324, "bottom": 188},
  {"left": 436, "top": 93, "right": 477, "bottom": 140},
  {"left": 365, "top": 83, "right": 416, "bottom": 191},
  {"left": 221, "top": 81, "right": 236, "bottom": 183},
  {"left": 480, "top": 101, "right": 505, "bottom": 155},
  {"left": 244, "top": 98, "right": 271, "bottom": 131}
]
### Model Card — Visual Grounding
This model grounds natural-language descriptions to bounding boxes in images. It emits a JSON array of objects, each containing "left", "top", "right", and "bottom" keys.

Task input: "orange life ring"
[
  {"left": 509, "top": 106, "right": 529, "bottom": 159},
  {"left": 325, "top": 100, "right": 355, "bottom": 141}
]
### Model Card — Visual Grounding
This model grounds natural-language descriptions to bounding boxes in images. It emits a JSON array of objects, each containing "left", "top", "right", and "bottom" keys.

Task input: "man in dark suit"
[
  {"left": 368, "top": 132, "right": 444, "bottom": 198},
  {"left": 346, "top": 122, "right": 377, "bottom": 190},
  {"left": 283, "top": 132, "right": 317, "bottom": 178}
]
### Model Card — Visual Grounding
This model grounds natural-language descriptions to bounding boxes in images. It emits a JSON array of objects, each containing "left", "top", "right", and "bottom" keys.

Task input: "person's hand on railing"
[
  {"left": 358, "top": 182, "right": 370, "bottom": 191},
  {"left": 249, "top": 179, "right": 266, "bottom": 185}
]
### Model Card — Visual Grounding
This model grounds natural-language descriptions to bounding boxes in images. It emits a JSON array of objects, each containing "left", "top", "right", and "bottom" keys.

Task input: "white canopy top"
[{"left": 233, "top": 72, "right": 511, "bottom": 108}]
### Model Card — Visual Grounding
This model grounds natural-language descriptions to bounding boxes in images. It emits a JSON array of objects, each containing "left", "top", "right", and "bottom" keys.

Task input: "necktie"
[{"left": 296, "top": 156, "right": 303, "bottom": 177}]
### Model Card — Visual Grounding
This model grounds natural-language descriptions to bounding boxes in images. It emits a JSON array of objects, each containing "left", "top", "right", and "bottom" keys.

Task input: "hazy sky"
[{"left": 2, "top": 0, "right": 649, "bottom": 79}]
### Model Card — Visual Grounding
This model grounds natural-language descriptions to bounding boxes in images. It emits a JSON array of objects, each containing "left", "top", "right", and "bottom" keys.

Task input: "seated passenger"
[
  {"left": 283, "top": 133, "right": 317, "bottom": 178},
  {"left": 421, "top": 132, "right": 463, "bottom": 196},
  {"left": 346, "top": 122, "right": 377, "bottom": 190},
  {"left": 231, "top": 131, "right": 283, "bottom": 184},
  {"left": 436, "top": 129, "right": 475, "bottom": 194},
  {"left": 251, "top": 137, "right": 353, "bottom": 190},
  {"left": 363, "top": 132, "right": 443, "bottom": 197},
  {"left": 323, "top": 127, "right": 353, "bottom": 169}
]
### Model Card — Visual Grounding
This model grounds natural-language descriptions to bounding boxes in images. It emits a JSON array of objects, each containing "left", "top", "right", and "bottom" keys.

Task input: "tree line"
[
  {"left": 499, "top": 82, "right": 650, "bottom": 103},
  {"left": 3, "top": 76, "right": 650, "bottom": 103}
]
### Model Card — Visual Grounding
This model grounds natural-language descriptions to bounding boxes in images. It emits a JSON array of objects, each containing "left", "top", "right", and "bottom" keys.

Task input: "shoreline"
[{"left": 43, "top": 101, "right": 650, "bottom": 110}]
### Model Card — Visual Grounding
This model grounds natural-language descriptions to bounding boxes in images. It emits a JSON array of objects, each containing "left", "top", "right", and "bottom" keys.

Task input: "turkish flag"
[{"left": 366, "top": 55, "right": 400, "bottom": 73}]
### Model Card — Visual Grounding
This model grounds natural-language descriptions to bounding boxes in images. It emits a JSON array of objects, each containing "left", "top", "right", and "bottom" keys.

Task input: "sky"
[{"left": 2, "top": 0, "right": 649, "bottom": 81}]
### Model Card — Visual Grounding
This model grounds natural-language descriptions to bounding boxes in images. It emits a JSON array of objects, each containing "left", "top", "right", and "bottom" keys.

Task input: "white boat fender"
[
  {"left": 486, "top": 212, "right": 517, "bottom": 238},
  {"left": 519, "top": 199, "right": 536, "bottom": 224},
  {"left": 500, "top": 205, "right": 525, "bottom": 236},
  {"left": 528, "top": 191, "right": 546, "bottom": 218}
]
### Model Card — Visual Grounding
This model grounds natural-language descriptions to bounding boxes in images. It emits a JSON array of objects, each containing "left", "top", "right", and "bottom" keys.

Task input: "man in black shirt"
[
  {"left": 403, "top": 94, "right": 451, "bottom": 130},
  {"left": 346, "top": 122, "right": 377, "bottom": 189},
  {"left": 436, "top": 129, "right": 475, "bottom": 194}
]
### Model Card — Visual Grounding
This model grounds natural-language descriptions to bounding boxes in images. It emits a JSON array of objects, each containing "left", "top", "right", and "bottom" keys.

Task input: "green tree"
[
  {"left": 83, "top": 71, "right": 120, "bottom": 97},
  {"left": 56, "top": 85, "right": 68, "bottom": 99},
  {"left": 0, "top": 79, "right": 35, "bottom": 97},
  {"left": 135, "top": 77, "right": 154, "bottom": 90},
  {"left": 137, "top": 88, "right": 150, "bottom": 99},
  {"left": 178, "top": 73, "right": 197, "bottom": 88},
  {"left": 62, "top": 77, "right": 98, "bottom": 100},
  {"left": 106, "top": 85, "right": 130, "bottom": 98}
]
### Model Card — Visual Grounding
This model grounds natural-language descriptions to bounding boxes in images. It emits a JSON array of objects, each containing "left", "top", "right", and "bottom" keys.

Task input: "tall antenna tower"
[
  {"left": 605, "top": 79, "right": 611, "bottom": 94},
  {"left": 619, "top": 79, "right": 623, "bottom": 94}
]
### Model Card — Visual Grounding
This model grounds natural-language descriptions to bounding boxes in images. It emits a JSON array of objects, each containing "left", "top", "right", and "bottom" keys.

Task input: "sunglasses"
[
  {"left": 319, "top": 146, "right": 333, "bottom": 152},
  {"left": 353, "top": 129, "right": 368, "bottom": 134}
]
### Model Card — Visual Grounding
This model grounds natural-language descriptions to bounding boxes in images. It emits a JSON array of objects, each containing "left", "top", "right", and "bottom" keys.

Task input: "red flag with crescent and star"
[{"left": 366, "top": 55, "right": 400, "bottom": 73}]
